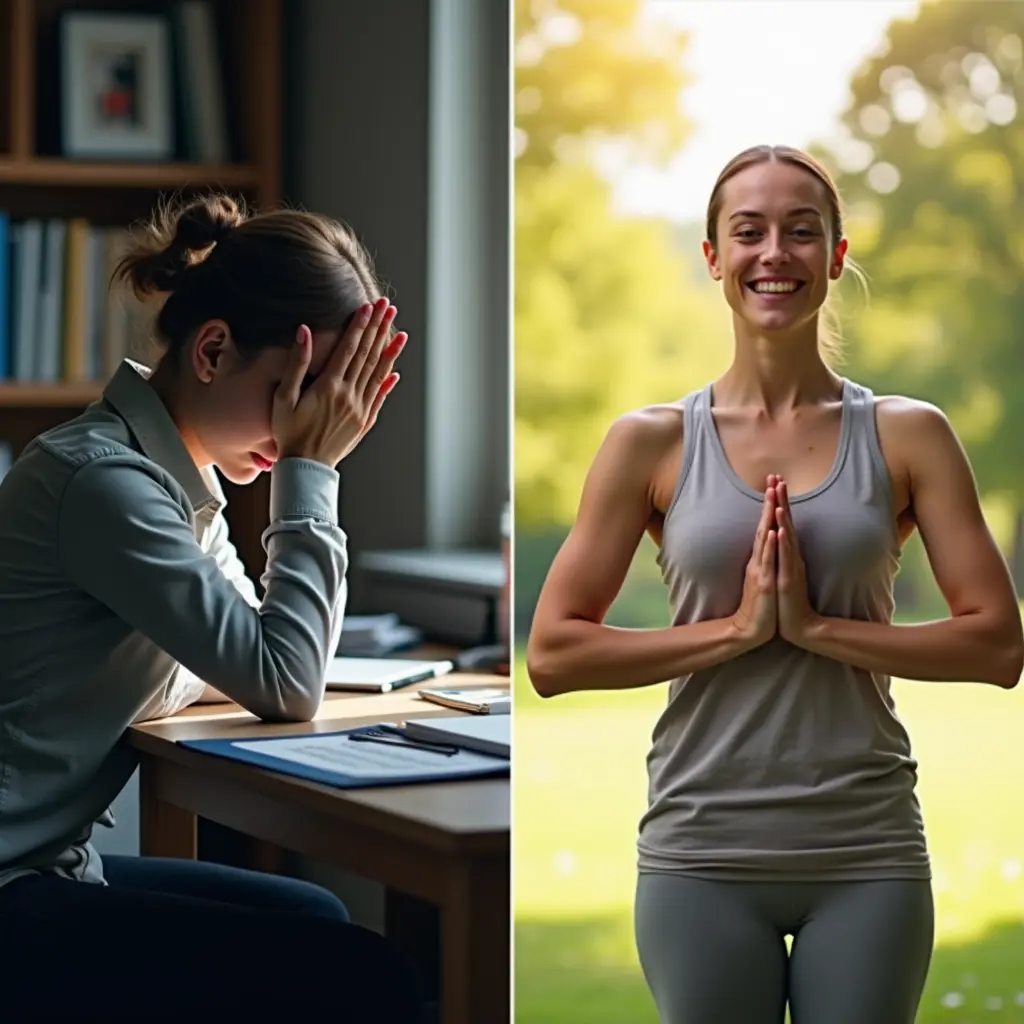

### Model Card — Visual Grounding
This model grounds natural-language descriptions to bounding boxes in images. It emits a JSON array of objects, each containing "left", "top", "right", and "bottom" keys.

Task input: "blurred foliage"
[
  {"left": 817, "top": 1, "right": 1024, "bottom": 511},
  {"left": 515, "top": 162, "right": 729, "bottom": 524},
  {"left": 514, "top": 0, "right": 731, "bottom": 526},
  {"left": 514, "top": 0, "right": 690, "bottom": 169}
]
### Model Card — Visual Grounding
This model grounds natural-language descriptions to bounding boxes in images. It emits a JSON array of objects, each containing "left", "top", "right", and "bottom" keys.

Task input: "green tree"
[
  {"left": 515, "top": 0, "right": 727, "bottom": 526},
  {"left": 817, "top": 0, "right": 1024, "bottom": 577},
  {"left": 515, "top": 0, "right": 690, "bottom": 169},
  {"left": 516, "top": 161, "right": 727, "bottom": 525}
]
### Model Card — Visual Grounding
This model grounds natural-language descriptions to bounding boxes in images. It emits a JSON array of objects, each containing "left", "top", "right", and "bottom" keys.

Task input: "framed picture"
[{"left": 60, "top": 12, "right": 174, "bottom": 161}]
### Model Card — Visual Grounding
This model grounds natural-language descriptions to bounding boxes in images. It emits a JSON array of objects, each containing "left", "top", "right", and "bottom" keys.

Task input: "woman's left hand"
[{"left": 774, "top": 477, "right": 820, "bottom": 645}]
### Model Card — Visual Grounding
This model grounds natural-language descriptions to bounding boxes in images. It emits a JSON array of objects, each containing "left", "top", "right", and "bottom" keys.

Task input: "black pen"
[
  {"left": 375, "top": 723, "right": 460, "bottom": 754},
  {"left": 349, "top": 729, "right": 459, "bottom": 757}
]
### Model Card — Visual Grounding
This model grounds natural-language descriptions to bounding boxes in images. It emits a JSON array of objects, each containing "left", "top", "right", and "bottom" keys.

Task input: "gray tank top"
[{"left": 637, "top": 378, "right": 930, "bottom": 880}]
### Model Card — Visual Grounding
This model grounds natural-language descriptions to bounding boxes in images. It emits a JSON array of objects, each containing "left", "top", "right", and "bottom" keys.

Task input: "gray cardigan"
[{"left": 0, "top": 360, "right": 348, "bottom": 889}]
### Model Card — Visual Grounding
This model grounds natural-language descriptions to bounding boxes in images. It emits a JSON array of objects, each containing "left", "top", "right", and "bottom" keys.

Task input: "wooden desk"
[{"left": 127, "top": 676, "right": 510, "bottom": 1024}]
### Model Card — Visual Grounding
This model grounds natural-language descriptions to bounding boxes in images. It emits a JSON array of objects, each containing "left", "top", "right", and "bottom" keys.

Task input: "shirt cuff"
[{"left": 270, "top": 458, "right": 341, "bottom": 525}]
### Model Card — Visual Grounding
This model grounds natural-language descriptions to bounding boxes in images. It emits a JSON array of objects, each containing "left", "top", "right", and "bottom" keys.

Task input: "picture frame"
[{"left": 60, "top": 12, "right": 174, "bottom": 161}]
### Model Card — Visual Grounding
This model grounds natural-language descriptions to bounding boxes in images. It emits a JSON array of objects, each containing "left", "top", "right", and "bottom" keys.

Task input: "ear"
[
  {"left": 702, "top": 240, "right": 722, "bottom": 282},
  {"left": 829, "top": 237, "right": 848, "bottom": 281},
  {"left": 190, "top": 320, "right": 236, "bottom": 384}
]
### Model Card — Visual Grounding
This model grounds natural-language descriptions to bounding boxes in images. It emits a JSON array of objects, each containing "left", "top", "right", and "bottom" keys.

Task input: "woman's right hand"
[
  {"left": 731, "top": 481, "right": 778, "bottom": 648},
  {"left": 273, "top": 299, "right": 407, "bottom": 467}
]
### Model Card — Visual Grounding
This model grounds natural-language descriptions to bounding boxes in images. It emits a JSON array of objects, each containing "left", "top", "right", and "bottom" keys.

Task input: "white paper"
[{"left": 232, "top": 733, "right": 504, "bottom": 780}]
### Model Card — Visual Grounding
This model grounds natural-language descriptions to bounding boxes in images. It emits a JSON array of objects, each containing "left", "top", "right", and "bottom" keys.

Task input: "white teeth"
[{"left": 753, "top": 281, "right": 798, "bottom": 293}]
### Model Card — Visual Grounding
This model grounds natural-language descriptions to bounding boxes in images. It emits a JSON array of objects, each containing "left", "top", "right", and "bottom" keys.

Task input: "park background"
[{"left": 513, "top": 1, "right": 1024, "bottom": 1021}]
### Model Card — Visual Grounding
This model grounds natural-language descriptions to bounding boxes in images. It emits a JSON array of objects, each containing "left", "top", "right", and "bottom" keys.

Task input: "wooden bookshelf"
[
  {"left": 0, "top": 158, "right": 263, "bottom": 188},
  {"left": 0, "top": 381, "right": 102, "bottom": 406},
  {"left": 0, "top": 0, "right": 283, "bottom": 582}
]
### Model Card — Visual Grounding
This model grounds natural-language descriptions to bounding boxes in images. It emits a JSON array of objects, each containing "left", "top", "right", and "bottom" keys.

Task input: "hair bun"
[
  {"left": 113, "top": 192, "right": 248, "bottom": 298},
  {"left": 174, "top": 193, "right": 245, "bottom": 250}
]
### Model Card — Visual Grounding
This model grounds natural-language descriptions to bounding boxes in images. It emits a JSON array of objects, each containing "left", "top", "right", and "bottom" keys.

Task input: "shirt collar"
[{"left": 102, "top": 359, "right": 223, "bottom": 516}]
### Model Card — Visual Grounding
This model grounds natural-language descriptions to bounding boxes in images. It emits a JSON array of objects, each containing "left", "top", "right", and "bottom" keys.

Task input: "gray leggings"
[{"left": 635, "top": 873, "right": 934, "bottom": 1024}]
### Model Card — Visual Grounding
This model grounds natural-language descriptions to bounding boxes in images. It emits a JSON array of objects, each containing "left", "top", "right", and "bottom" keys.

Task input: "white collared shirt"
[{"left": 0, "top": 360, "right": 348, "bottom": 887}]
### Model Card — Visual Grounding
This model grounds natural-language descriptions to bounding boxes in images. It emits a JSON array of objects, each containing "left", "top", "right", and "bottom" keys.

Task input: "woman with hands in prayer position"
[
  {"left": 527, "top": 145, "right": 1024, "bottom": 1024},
  {"left": 0, "top": 193, "right": 422, "bottom": 1022}
]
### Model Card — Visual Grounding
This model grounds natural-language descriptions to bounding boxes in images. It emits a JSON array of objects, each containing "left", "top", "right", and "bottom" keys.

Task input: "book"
[
  {"left": 403, "top": 715, "right": 510, "bottom": 759},
  {"left": 418, "top": 687, "right": 510, "bottom": 715},
  {"left": 323, "top": 656, "right": 455, "bottom": 694},
  {"left": 0, "top": 212, "right": 8, "bottom": 380},
  {"left": 337, "top": 613, "right": 423, "bottom": 656}
]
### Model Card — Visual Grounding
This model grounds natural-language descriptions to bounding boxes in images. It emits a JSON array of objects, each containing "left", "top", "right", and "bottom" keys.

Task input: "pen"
[
  {"left": 374, "top": 723, "right": 410, "bottom": 738},
  {"left": 375, "top": 723, "right": 460, "bottom": 754},
  {"left": 349, "top": 729, "right": 459, "bottom": 757}
]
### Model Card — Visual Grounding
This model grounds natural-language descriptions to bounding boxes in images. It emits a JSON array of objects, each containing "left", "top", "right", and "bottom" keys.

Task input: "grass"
[{"left": 513, "top": 654, "right": 1024, "bottom": 1022}]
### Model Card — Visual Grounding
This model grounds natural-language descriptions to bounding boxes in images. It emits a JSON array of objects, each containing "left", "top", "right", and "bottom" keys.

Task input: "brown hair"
[
  {"left": 114, "top": 192, "right": 385, "bottom": 363},
  {"left": 704, "top": 144, "right": 867, "bottom": 362}
]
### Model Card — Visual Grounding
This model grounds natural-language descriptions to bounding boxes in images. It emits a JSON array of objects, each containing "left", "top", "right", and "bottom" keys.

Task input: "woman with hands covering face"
[
  {"left": 0, "top": 193, "right": 420, "bottom": 1022},
  {"left": 526, "top": 146, "right": 1024, "bottom": 1024}
]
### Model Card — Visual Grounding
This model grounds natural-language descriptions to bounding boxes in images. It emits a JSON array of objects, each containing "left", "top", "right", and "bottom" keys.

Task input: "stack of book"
[{"left": 337, "top": 613, "right": 423, "bottom": 658}]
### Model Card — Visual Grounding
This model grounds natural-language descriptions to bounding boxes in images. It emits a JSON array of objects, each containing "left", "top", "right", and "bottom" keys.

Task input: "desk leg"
[
  {"left": 138, "top": 760, "right": 197, "bottom": 859},
  {"left": 386, "top": 890, "right": 440, "bottom": 1005},
  {"left": 441, "top": 856, "right": 510, "bottom": 1024}
]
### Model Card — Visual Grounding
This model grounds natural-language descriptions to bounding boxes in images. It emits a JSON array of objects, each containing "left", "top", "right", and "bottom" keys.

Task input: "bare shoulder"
[
  {"left": 603, "top": 402, "right": 684, "bottom": 462},
  {"left": 875, "top": 394, "right": 958, "bottom": 445},
  {"left": 874, "top": 394, "right": 969, "bottom": 479},
  {"left": 875, "top": 394, "right": 950, "bottom": 429},
  {"left": 592, "top": 403, "right": 685, "bottom": 516}
]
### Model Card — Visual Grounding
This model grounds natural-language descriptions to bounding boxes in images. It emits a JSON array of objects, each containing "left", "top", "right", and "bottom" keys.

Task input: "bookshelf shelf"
[
  {"left": 0, "top": 158, "right": 263, "bottom": 190},
  {"left": 0, "top": 381, "right": 102, "bottom": 407}
]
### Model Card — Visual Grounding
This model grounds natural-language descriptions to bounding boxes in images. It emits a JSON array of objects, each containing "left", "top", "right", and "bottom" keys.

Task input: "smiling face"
[{"left": 703, "top": 158, "right": 848, "bottom": 338}]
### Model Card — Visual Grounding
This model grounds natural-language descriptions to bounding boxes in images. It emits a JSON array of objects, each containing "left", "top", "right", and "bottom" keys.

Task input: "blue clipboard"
[{"left": 178, "top": 724, "right": 511, "bottom": 789}]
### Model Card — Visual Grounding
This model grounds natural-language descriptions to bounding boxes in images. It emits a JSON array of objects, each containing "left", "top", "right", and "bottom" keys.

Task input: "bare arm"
[
  {"left": 526, "top": 410, "right": 759, "bottom": 697},
  {"left": 799, "top": 400, "right": 1023, "bottom": 688}
]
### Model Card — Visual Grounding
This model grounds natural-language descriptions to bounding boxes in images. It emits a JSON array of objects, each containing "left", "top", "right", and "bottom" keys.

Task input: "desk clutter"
[
  {"left": 179, "top": 716, "right": 511, "bottom": 790},
  {"left": 338, "top": 612, "right": 423, "bottom": 657},
  {"left": 324, "top": 656, "right": 455, "bottom": 694},
  {"left": 418, "top": 686, "right": 510, "bottom": 715},
  {"left": 357, "top": 549, "right": 504, "bottom": 648}
]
